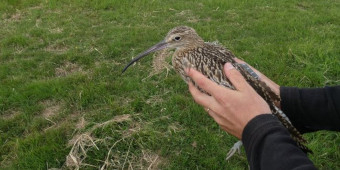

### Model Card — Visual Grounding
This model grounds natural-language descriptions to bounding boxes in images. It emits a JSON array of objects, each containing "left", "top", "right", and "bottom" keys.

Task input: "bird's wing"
[
  {"left": 204, "top": 42, "right": 236, "bottom": 63},
  {"left": 206, "top": 42, "right": 281, "bottom": 102}
]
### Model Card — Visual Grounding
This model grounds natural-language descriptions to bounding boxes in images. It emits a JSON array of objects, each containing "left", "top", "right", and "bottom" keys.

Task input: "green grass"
[{"left": 0, "top": 0, "right": 339, "bottom": 169}]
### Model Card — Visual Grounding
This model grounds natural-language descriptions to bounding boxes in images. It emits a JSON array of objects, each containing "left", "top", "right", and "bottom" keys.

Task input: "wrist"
[{"left": 242, "top": 114, "right": 276, "bottom": 141}]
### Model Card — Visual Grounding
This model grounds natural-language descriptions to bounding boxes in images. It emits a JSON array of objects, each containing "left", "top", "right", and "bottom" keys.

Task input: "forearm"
[
  {"left": 242, "top": 114, "right": 316, "bottom": 170},
  {"left": 280, "top": 86, "right": 340, "bottom": 133}
]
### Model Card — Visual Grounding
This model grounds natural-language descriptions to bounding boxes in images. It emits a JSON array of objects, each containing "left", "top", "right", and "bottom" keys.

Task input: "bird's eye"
[{"left": 174, "top": 36, "right": 181, "bottom": 41}]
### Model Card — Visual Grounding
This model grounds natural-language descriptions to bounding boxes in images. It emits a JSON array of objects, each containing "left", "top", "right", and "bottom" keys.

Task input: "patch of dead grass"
[
  {"left": 138, "top": 150, "right": 164, "bottom": 170},
  {"left": 1, "top": 110, "right": 20, "bottom": 120},
  {"left": 66, "top": 133, "right": 99, "bottom": 170},
  {"left": 296, "top": 2, "right": 311, "bottom": 11},
  {"left": 168, "top": 122, "right": 184, "bottom": 135},
  {"left": 41, "top": 100, "right": 61, "bottom": 118},
  {"left": 55, "top": 62, "right": 85, "bottom": 77},
  {"left": 100, "top": 147, "right": 165, "bottom": 170},
  {"left": 49, "top": 27, "right": 63, "bottom": 34},
  {"left": 87, "top": 114, "right": 132, "bottom": 133},
  {"left": 175, "top": 10, "right": 200, "bottom": 23},
  {"left": 76, "top": 117, "right": 86, "bottom": 130},
  {"left": 122, "top": 122, "right": 141, "bottom": 138},
  {"left": 2, "top": 4, "right": 43, "bottom": 25},
  {"left": 63, "top": 113, "right": 170, "bottom": 170},
  {"left": 146, "top": 95, "right": 164, "bottom": 106},
  {"left": 38, "top": 100, "right": 63, "bottom": 132},
  {"left": 45, "top": 43, "right": 69, "bottom": 54},
  {"left": 65, "top": 114, "right": 134, "bottom": 169},
  {"left": 117, "top": 97, "right": 133, "bottom": 106},
  {"left": 4, "top": 9, "right": 23, "bottom": 22}
]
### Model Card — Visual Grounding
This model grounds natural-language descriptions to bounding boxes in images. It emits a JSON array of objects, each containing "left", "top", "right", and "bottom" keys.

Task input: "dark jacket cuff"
[{"left": 242, "top": 114, "right": 279, "bottom": 152}]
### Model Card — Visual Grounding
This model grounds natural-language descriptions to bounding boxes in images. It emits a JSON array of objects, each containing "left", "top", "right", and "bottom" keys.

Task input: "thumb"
[{"left": 224, "top": 63, "right": 250, "bottom": 91}]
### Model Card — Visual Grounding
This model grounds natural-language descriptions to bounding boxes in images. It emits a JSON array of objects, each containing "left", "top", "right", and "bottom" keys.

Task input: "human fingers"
[
  {"left": 186, "top": 68, "right": 228, "bottom": 97},
  {"left": 234, "top": 58, "right": 262, "bottom": 79},
  {"left": 188, "top": 82, "right": 222, "bottom": 109},
  {"left": 206, "top": 110, "right": 241, "bottom": 139},
  {"left": 188, "top": 82, "right": 226, "bottom": 121},
  {"left": 204, "top": 108, "right": 229, "bottom": 128},
  {"left": 224, "top": 63, "right": 252, "bottom": 92},
  {"left": 234, "top": 58, "right": 279, "bottom": 89}
]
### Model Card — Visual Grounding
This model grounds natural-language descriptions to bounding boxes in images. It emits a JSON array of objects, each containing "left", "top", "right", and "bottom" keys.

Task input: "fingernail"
[{"left": 226, "top": 63, "right": 234, "bottom": 70}]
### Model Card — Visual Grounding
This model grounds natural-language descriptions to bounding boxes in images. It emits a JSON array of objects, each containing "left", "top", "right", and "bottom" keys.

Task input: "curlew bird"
[{"left": 122, "top": 26, "right": 311, "bottom": 160}]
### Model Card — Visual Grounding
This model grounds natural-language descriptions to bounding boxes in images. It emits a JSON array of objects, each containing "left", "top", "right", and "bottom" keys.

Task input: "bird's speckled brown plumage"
[{"left": 123, "top": 26, "right": 311, "bottom": 153}]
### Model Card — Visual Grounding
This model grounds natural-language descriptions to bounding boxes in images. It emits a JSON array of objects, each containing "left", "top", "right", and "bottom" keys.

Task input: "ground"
[{"left": 0, "top": 0, "right": 339, "bottom": 169}]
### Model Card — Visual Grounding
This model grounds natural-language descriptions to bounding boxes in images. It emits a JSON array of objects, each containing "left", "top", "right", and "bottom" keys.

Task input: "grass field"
[{"left": 0, "top": 0, "right": 339, "bottom": 169}]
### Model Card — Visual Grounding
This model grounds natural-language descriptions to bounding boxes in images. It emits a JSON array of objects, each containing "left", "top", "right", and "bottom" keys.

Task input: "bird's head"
[
  {"left": 122, "top": 26, "right": 204, "bottom": 73},
  {"left": 164, "top": 26, "right": 204, "bottom": 49}
]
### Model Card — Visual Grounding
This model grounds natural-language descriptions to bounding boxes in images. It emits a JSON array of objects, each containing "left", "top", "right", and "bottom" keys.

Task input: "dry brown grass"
[
  {"left": 175, "top": 10, "right": 199, "bottom": 23},
  {"left": 64, "top": 114, "right": 169, "bottom": 170},
  {"left": 4, "top": 9, "right": 23, "bottom": 22},
  {"left": 142, "top": 49, "right": 173, "bottom": 81},
  {"left": 66, "top": 133, "right": 100, "bottom": 170},
  {"left": 0, "top": 110, "right": 20, "bottom": 120},
  {"left": 39, "top": 100, "right": 64, "bottom": 132},
  {"left": 45, "top": 43, "right": 69, "bottom": 54},
  {"left": 65, "top": 114, "right": 132, "bottom": 169},
  {"left": 41, "top": 100, "right": 61, "bottom": 118},
  {"left": 75, "top": 117, "right": 86, "bottom": 130},
  {"left": 55, "top": 62, "right": 85, "bottom": 77},
  {"left": 146, "top": 95, "right": 164, "bottom": 106},
  {"left": 49, "top": 27, "right": 64, "bottom": 34},
  {"left": 152, "top": 49, "right": 173, "bottom": 74}
]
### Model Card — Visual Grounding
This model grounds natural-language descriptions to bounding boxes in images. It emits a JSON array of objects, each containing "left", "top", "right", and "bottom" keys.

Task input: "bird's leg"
[{"left": 226, "top": 140, "right": 243, "bottom": 160}]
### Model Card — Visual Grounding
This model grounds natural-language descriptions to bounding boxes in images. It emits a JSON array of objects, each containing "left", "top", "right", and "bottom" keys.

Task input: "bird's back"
[{"left": 173, "top": 42, "right": 235, "bottom": 89}]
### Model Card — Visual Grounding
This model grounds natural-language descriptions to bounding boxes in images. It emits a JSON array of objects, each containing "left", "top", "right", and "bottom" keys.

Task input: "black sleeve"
[
  {"left": 242, "top": 114, "right": 317, "bottom": 170},
  {"left": 280, "top": 86, "right": 340, "bottom": 133}
]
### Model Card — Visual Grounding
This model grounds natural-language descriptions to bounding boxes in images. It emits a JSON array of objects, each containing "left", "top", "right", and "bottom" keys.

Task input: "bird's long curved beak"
[{"left": 122, "top": 40, "right": 168, "bottom": 73}]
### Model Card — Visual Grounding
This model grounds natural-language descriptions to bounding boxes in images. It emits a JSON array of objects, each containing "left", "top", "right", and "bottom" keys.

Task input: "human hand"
[
  {"left": 234, "top": 58, "right": 281, "bottom": 108},
  {"left": 186, "top": 63, "right": 271, "bottom": 139}
]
